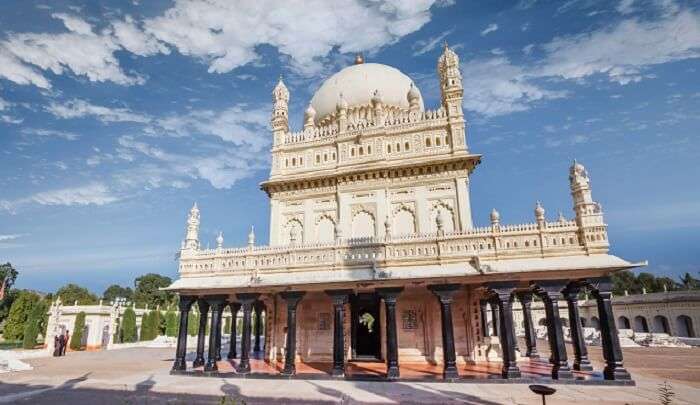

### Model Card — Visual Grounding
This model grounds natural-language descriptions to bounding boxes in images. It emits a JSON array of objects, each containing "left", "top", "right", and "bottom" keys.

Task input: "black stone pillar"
[
  {"left": 204, "top": 296, "right": 226, "bottom": 372},
  {"left": 254, "top": 302, "right": 263, "bottom": 352},
  {"left": 215, "top": 306, "right": 223, "bottom": 361},
  {"left": 536, "top": 281, "right": 573, "bottom": 379},
  {"left": 479, "top": 300, "right": 489, "bottom": 338},
  {"left": 326, "top": 289, "right": 352, "bottom": 377},
  {"left": 280, "top": 291, "right": 305, "bottom": 375},
  {"left": 236, "top": 293, "right": 260, "bottom": 373},
  {"left": 377, "top": 287, "right": 403, "bottom": 380},
  {"left": 490, "top": 300, "right": 500, "bottom": 336},
  {"left": 516, "top": 292, "right": 539, "bottom": 359},
  {"left": 428, "top": 284, "right": 461, "bottom": 380},
  {"left": 487, "top": 283, "right": 521, "bottom": 379},
  {"left": 227, "top": 302, "right": 241, "bottom": 359},
  {"left": 590, "top": 278, "right": 631, "bottom": 380},
  {"left": 172, "top": 295, "right": 195, "bottom": 371},
  {"left": 562, "top": 284, "right": 593, "bottom": 371},
  {"left": 192, "top": 299, "right": 209, "bottom": 368}
]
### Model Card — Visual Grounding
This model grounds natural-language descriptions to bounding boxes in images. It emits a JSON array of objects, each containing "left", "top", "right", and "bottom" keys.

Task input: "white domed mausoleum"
[{"left": 166, "top": 46, "right": 644, "bottom": 383}]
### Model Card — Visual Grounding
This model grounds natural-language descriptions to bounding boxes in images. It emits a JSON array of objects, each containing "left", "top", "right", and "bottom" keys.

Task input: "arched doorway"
[
  {"left": 676, "top": 315, "right": 695, "bottom": 337},
  {"left": 350, "top": 293, "right": 381, "bottom": 360},
  {"left": 634, "top": 316, "right": 649, "bottom": 333},
  {"left": 652, "top": 315, "right": 670, "bottom": 334},
  {"left": 618, "top": 316, "right": 631, "bottom": 329},
  {"left": 590, "top": 316, "right": 600, "bottom": 331}
]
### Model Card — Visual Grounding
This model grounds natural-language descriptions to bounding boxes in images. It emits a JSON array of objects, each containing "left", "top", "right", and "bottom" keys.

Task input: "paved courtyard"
[{"left": 0, "top": 345, "right": 698, "bottom": 404}]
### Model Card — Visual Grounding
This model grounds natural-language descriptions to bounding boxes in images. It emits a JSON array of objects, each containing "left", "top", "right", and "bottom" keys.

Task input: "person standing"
[
  {"left": 61, "top": 330, "right": 70, "bottom": 356},
  {"left": 53, "top": 335, "right": 61, "bottom": 357}
]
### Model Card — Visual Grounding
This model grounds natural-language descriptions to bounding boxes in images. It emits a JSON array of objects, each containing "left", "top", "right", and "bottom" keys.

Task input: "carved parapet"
[{"left": 178, "top": 219, "right": 605, "bottom": 276}]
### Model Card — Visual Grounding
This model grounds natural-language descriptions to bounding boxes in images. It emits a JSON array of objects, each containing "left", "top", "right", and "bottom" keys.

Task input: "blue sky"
[{"left": 1, "top": 0, "right": 699, "bottom": 294}]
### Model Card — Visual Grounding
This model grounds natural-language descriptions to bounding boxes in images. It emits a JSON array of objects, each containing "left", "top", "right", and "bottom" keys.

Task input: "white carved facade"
[{"left": 167, "top": 48, "right": 645, "bottom": 376}]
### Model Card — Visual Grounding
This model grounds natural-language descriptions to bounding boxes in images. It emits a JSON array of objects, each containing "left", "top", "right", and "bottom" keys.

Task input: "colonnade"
[
  {"left": 171, "top": 276, "right": 630, "bottom": 381},
  {"left": 172, "top": 294, "right": 265, "bottom": 373}
]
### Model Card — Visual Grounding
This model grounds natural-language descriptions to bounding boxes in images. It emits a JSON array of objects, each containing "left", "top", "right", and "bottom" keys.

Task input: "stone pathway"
[{"left": 0, "top": 347, "right": 698, "bottom": 404}]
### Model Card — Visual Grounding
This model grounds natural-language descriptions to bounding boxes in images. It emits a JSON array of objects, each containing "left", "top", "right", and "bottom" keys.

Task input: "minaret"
[
  {"left": 569, "top": 160, "right": 607, "bottom": 252},
  {"left": 183, "top": 202, "right": 200, "bottom": 250},
  {"left": 437, "top": 42, "right": 466, "bottom": 151},
  {"left": 271, "top": 76, "right": 289, "bottom": 147}
]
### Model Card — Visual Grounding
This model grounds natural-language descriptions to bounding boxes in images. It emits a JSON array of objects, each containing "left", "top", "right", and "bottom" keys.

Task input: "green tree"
[
  {"left": 187, "top": 311, "right": 199, "bottom": 336},
  {"left": 3, "top": 290, "right": 39, "bottom": 341},
  {"left": 22, "top": 299, "right": 47, "bottom": 349},
  {"left": 56, "top": 284, "right": 98, "bottom": 305},
  {"left": 679, "top": 272, "right": 700, "bottom": 290},
  {"left": 0, "top": 288, "right": 19, "bottom": 327},
  {"left": 102, "top": 285, "right": 133, "bottom": 303},
  {"left": 133, "top": 274, "right": 173, "bottom": 308},
  {"left": 611, "top": 270, "right": 640, "bottom": 295},
  {"left": 0, "top": 262, "right": 19, "bottom": 298},
  {"left": 69, "top": 311, "right": 86, "bottom": 350},
  {"left": 165, "top": 309, "right": 178, "bottom": 337},
  {"left": 140, "top": 311, "right": 152, "bottom": 341},
  {"left": 122, "top": 307, "right": 137, "bottom": 343},
  {"left": 153, "top": 310, "right": 163, "bottom": 337}
]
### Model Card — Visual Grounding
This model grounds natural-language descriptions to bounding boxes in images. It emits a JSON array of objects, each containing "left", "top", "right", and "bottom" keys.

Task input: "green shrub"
[
  {"left": 122, "top": 307, "right": 137, "bottom": 343},
  {"left": 188, "top": 311, "right": 198, "bottom": 336},
  {"left": 224, "top": 316, "right": 231, "bottom": 334},
  {"left": 3, "top": 290, "right": 39, "bottom": 341},
  {"left": 69, "top": 311, "right": 86, "bottom": 350},
  {"left": 22, "top": 300, "right": 47, "bottom": 349},
  {"left": 165, "top": 310, "right": 178, "bottom": 337},
  {"left": 140, "top": 311, "right": 152, "bottom": 341}
]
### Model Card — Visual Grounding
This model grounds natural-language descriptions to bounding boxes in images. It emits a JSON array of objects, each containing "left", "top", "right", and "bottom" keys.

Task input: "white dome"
[{"left": 310, "top": 63, "right": 424, "bottom": 122}]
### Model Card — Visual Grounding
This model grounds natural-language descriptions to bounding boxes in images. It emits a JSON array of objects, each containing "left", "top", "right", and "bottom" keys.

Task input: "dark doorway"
[{"left": 351, "top": 293, "right": 381, "bottom": 360}]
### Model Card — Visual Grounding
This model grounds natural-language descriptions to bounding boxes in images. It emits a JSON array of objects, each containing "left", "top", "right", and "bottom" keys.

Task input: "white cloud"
[
  {"left": 110, "top": 15, "right": 169, "bottom": 57},
  {"left": 21, "top": 128, "right": 80, "bottom": 140},
  {"left": 144, "top": 0, "right": 443, "bottom": 76},
  {"left": 616, "top": 0, "right": 637, "bottom": 14},
  {"left": 0, "top": 97, "right": 11, "bottom": 111},
  {"left": 0, "top": 115, "right": 23, "bottom": 124},
  {"left": 0, "top": 234, "right": 23, "bottom": 242},
  {"left": 1, "top": 14, "right": 144, "bottom": 87},
  {"left": 1, "top": 183, "right": 120, "bottom": 212},
  {"left": 461, "top": 57, "right": 566, "bottom": 116},
  {"left": 523, "top": 44, "right": 535, "bottom": 55},
  {"left": 537, "top": 9, "right": 700, "bottom": 85},
  {"left": 412, "top": 29, "right": 453, "bottom": 56},
  {"left": 480, "top": 23, "right": 499, "bottom": 36},
  {"left": 46, "top": 99, "right": 151, "bottom": 123}
]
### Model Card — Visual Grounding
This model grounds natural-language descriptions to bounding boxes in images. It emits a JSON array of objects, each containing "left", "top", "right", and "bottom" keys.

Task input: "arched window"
[
  {"left": 387, "top": 144, "right": 392, "bottom": 153},
  {"left": 392, "top": 208, "right": 416, "bottom": 236},
  {"left": 359, "top": 146, "right": 364, "bottom": 155},
  {"left": 634, "top": 316, "right": 649, "bottom": 333},
  {"left": 292, "top": 157, "right": 296, "bottom": 166},
  {"left": 324, "top": 153, "right": 328, "bottom": 162},
  {"left": 396, "top": 142, "right": 401, "bottom": 152},
  {"left": 676, "top": 315, "right": 695, "bottom": 337},
  {"left": 367, "top": 145, "right": 372, "bottom": 154},
  {"left": 351, "top": 211, "right": 375, "bottom": 238},
  {"left": 404, "top": 141, "right": 410, "bottom": 151},
  {"left": 653, "top": 315, "right": 670, "bottom": 334},
  {"left": 351, "top": 148, "right": 355, "bottom": 157},
  {"left": 435, "top": 136, "right": 441, "bottom": 146},
  {"left": 316, "top": 216, "right": 335, "bottom": 243},
  {"left": 316, "top": 155, "right": 320, "bottom": 164},
  {"left": 426, "top": 137, "right": 431, "bottom": 147},
  {"left": 590, "top": 316, "right": 600, "bottom": 330},
  {"left": 538, "top": 318, "right": 547, "bottom": 326},
  {"left": 618, "top": 316, "right": 631, "bottom": 329}
]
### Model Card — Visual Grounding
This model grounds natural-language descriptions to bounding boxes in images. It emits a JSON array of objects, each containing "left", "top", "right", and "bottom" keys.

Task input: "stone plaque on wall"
[
  {"left": 318, "top": 312, "right": 331, "bottom": 330},
  {"left": 402, "top": 309, "right": 418, "bottom": 330}
]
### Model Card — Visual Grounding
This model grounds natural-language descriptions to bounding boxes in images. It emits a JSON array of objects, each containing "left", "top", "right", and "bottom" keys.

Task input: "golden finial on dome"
[{"left": 354, "top": 53, "right": 364, "bottom": 64}]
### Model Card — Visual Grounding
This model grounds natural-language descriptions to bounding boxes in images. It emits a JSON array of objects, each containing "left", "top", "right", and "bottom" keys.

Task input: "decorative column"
[
  {"left": 172, "top": 295, "right": 195, "bottom": 371},
  {"left": 227, "top": 302, "right": 241, "bottom": 359},
  {"left": 192, "top": 299, "right": 209, "bottom": 368},
  {"left": 377, "top": 287, "right": 403, "bottom": 380},
  {"left": 428, "top": 284, "right": 461, "bottom": 380},
  {"left": 215, "top": 306, "right": 224, "bottom": 361},
  {"left": 236, "top": 293, "right": 260, "bottom": 373},
  {"left": 562, "top": 284, "right": 593, "bottom": 371},
  {"left": 204, "top": 296, "right": 226, "bottom": 372},
  {"left": 479, "top": 300, "right": 489, "bottom": 337},
  {"left": 280, "top": 291, "right": 305, "bottom": 375},
  {"left": 516, "top": 292, "right": 539, "bottom": 359},
  {"left": 326, "top": 289, "right": 352, "bottom": 377},
  {"left": 254, "top": 302, "right": 263, "bottom": 352},
  {"left": 536, "top": 281, "right": 573, "bottom": 379},
  {"left": 590, "top": 278, "right": 631, "bottom": 380},
  {"left": 487, "top": 283, "right": 521, "bottom": 379}
]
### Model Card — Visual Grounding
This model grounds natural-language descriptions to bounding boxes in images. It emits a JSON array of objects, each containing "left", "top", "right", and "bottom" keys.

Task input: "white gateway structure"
[{"left": 166, "top": 47, "right": 644, "bottom": 382}]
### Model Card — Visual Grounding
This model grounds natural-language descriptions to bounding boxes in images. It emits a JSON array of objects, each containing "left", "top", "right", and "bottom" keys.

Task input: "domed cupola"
[{"left": 310, "top": 63, "right": 424, "bottom": 123}]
